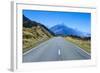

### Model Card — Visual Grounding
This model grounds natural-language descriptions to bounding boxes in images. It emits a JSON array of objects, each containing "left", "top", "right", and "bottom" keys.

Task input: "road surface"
[{"left": 23, "top": 37, "right": 91, "bottom": 62}]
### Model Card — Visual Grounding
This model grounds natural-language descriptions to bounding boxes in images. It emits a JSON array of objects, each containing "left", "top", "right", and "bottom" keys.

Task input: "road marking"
[
  {"left": 58, "top": 49, "right": 61, "bottom": 56},
  {"left": 67, "top": 41, "right": 91, "bottom": 56}
]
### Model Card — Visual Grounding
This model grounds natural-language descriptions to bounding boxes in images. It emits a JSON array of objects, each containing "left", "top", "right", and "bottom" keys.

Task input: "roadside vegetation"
[
  {"left": 23, "top": 15, "right": 54, "bottom": 53},
  {"left": 23, "top": 26, "right": 53, "bottom": 53},
  {"left": 64, "top": 36, "right": 91, "bottom": 53}
]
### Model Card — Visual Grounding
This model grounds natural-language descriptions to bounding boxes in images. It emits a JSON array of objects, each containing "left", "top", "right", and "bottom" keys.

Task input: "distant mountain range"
[{"left": 50, "top": 24, "right": 91, "bottom": 37}]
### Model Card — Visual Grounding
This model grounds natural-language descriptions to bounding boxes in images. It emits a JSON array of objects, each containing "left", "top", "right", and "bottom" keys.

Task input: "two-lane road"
[{"left": 23, "top": 37, "right": 91, "bottom": 62}]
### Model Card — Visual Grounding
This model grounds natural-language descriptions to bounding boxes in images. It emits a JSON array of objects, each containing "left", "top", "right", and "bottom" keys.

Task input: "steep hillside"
[{"left": 23, "top": 15, "right": 53, "bottom": 53}]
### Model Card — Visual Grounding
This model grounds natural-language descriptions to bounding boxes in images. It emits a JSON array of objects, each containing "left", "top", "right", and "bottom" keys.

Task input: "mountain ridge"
[{"left": 50, "top": 24, "right": 90, "bottom": 37}]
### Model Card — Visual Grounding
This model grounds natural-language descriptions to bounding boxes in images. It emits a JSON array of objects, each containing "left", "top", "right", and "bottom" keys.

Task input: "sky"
[{"left": 23, "top": 10, "right": 91, "bottom": 33}]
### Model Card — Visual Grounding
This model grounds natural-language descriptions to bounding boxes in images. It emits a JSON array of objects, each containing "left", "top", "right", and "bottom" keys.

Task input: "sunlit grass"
[
  {"left": 64, "top": 37, "right": 91, "bottom": 53},
  {"left": 23, "top": 27, "right": 53, "bottom": 53}
]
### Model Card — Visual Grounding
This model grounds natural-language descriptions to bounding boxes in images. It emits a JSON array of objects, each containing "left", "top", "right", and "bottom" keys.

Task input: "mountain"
[
  {"left": 50, "top": 24, "right": 86, "bottom": 37},
  {"left": 23, "top": 15, "right": 54, "bottom": 53},
  {"left": 23, "top": 15, "right": 38, "bottom": 27},
  {"left": 23, "top": 15, "right": 55, "bottom": 35}
]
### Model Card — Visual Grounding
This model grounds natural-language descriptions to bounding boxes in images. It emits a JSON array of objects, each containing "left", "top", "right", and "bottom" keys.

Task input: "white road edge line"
[
  {"left": 23, "top": 47, "right": 35, "bottom": 56},
  {"left": 67, "top": 41, "right": 91, "bottom": 56},
  {"left": 23, "top": 37, "right": 56, "bottom": 55}
]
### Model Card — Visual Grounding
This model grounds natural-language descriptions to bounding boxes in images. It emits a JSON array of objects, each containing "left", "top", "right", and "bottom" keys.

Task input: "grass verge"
[{"left": 64, "top": 36, "right": 91, "bottom": 53}]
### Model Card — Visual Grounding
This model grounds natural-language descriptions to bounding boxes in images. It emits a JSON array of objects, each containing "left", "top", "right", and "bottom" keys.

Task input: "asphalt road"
[{"left": 23, "top": 37, "right": 91, "bottom": 62}]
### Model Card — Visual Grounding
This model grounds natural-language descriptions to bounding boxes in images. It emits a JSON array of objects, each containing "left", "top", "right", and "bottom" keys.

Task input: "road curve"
[{"left": 23, "top": 37, "right": 91, "bottom": 62}]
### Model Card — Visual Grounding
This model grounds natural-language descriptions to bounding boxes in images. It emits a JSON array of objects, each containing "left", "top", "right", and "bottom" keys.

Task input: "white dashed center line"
[{"left": 58, "top": 49, "right": 61, "bottom": 56}]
